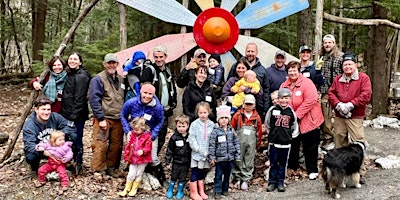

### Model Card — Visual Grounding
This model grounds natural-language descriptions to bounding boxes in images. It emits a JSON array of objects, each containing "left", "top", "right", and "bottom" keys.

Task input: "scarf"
[{"left": 43, "top": 70, "right": 67, "bottom": 102}]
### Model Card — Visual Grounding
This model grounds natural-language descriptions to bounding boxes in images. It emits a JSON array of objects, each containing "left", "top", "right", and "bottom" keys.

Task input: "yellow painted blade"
[{"left": 194, "top": 0, "right": 214, "bottom": 11}]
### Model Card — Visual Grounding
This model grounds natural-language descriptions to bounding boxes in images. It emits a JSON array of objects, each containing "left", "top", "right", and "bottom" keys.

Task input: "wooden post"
[{"left": 314, "top": 0, "right": 323, "bottom": 62}]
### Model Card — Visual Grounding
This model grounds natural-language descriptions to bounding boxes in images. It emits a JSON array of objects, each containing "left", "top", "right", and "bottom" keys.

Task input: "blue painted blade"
[
  {"left": 220, "top": 0, "right": 240, "bottom": 12},
  {"left": 235, "top": 0, "right": 309, "bottom": 29},
  {"left": 117, "top": 0, "right": 197, "bottom": 27}
]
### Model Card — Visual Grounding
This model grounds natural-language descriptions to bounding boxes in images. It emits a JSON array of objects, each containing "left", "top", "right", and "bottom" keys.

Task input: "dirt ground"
[{"left": 0, "top": 83, "right": 398, "bottom": 200}]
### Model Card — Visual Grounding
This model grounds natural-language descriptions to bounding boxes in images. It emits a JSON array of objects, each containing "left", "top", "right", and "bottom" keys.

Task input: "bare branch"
[{"left": 323, "top": 12, "right": 400, "bottom": 29}]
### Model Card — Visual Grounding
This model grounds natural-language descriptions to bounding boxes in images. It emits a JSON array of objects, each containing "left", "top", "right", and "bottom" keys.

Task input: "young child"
[
  {"left": 263, "top": 90, "right": 280, "bottom": 167},
  {"left": 122, "top": 51, "right": 146, "bottom": 76},
  {"left": 118, "top": 117, "right": 152, "bottom": 197},
  {"left": 231, "top": 70, "right": 260, "bottom": 113},
  {"left": 188, "top": 102, "right": 215, "bottom": 200},
  {"left": 35, "top": 130, "right": 73, "bottom": 194},
  {"left": 208, "top": 105, "right": 241, "bottom": 199},
  {"left": 264, "top": 88, "right": 299, "bottom": 192},
  {"left": 207, "top": 54, "right": 225, "bottom": 99},
  {"left": 231, "top": 94, "right": 263, "bottom": 191},
  {"left": 165, "top": 115, "right": 191, "bottom": 199},
  {"left": 270, "top": 90, "right": 279, "bottom": 106}
]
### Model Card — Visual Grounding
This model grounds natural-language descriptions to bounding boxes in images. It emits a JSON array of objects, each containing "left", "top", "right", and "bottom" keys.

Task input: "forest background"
[{"left": 1, "top": 0, "right": 400, "bottom": 117}]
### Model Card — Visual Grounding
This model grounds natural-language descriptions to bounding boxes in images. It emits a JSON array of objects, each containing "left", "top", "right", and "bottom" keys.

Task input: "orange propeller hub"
[{"left": 203, "top": 17, "right": 230, "bottom": 44}]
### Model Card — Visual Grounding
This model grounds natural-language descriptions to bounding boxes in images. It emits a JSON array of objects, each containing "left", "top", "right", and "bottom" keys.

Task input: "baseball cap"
[
  {"left": 153, "top": 45, "right": 168, "bottom": 55},
  {"left": 278, "top": 88, "right": 291, "bottom": 98},
  {"left": 104, "top": 53, "right": 118, "bottom": 62},
  {"left": 275, "top": 50, "right": 286, "bottom": 58},
  {"left": 323, "top": 34, "right": 336, "bottom": 43},
  {"left": 194, "top": 48, "right": 206, "bottom": 57},
  {"left": 244, "top": 94, "right": 256, "bottom": 104},
  {"left": 299, "top": 45, "right": 312, "bottom": 53}
]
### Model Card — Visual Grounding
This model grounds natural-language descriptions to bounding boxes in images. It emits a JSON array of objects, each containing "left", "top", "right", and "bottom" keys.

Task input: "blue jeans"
[
  {"left": 74, "top": 120, "right": 85, "bottom": 164},
  {"left": 268, "top": 144, "right": 290, "bottom": 186},
  {"left": 214, "top": 161, "right": 234, "bottom": 194}
]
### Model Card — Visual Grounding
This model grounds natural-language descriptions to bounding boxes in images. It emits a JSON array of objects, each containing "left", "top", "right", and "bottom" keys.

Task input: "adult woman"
[
  {"left": 280, "top": 61, "right": 324, "bottom": 180},
  {"left": 182, "top": 64, "right": 217, "bottom": 122},
  {"left": 30, "top": 56, "right": 68, "bottom": 113},
  {"left": 221, "top": 58, "right": 263, "bottom": 109},
  {"left": 61, "top": 52, "right": 91, "bottom": 174}
]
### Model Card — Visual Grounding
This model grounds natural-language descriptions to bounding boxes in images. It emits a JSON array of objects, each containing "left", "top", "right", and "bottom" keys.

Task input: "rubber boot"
[
  {"left": 118, "top": 181, "right": 133, "bottom": 197},
  {"left": 198, "top": 180, "right": 208, "bottom": 199},
  {"left": 128, "top": 181, "right": 140, "bottom": 197},
  {"left": 166, "top": 180, "right": 175, "bottom": 199},
  {"left": 176, "top": 182, "right": 185, "bottom": 200},
  {"left": 189, "top": 181, "right": 202, "bottom": 200}
]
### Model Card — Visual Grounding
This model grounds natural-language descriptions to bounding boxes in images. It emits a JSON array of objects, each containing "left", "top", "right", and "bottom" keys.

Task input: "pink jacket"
[
  {"left": 123, "top": 131, "right": 152, "bottom": 164},
  {"left": 328, "top": 72, "right": 371, "bottom": 119},
  {"left": 280, "top": 74, "right": 324, "bottom": 134}
]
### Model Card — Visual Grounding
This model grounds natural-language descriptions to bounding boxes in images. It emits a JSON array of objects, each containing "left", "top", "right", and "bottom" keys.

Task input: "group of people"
[{"left": 22, "top": 33, "right": 371, "bottom": 198}]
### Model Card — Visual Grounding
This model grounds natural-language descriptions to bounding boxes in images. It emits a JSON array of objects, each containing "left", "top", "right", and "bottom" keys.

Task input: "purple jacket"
[{"left": 36, "top": 141, "right": 73, "bottom": 162}]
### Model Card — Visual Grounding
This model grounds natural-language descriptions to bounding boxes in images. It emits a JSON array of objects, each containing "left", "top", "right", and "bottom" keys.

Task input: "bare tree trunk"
[
  {"left": 0, "top": 0, "right": 101, "bottom": 164},
  {"left": 297, "top": 7, "right": 313, "bottom": 47},
  {"left": 7, "top": 0, "right": 24, "bottom": 71},
  {"left": 31, "top": 0, "right": 47, "bottom": 62},
  {"left": 367, "top": 2, "right": 389, "bottom": 118},
  {"left": 394, "top": 31, "right": 400, "bottom": 75},
  {"left": 118, "top": 3, "right": 127, "bottom": 50},
  {"left": 329, "top": 0, "right": 336, "bottom": 34},
  {"left": 314, "top": 0, "right": 324, "bottom": 61},
  {"left": 0, "top": 0, "right": 5, "bottom": 74},
  {"left": 338, "top": 0, "right": 343, "bottom": 51}
]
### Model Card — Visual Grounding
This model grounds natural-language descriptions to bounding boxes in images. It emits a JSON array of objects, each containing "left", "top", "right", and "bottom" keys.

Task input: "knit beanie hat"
[
  {"left": 208, "top": 54, "right": 221, "bottom": 64},
  {"left": 216, "top": 105, "right": 231, "bottom": 121}
]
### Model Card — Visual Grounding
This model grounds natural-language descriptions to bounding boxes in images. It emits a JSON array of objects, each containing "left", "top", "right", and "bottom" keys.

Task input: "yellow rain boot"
[
  {"left": 118, "top": 181, "right": 133, "bottom": 197},
  {"left": 128, "top": 181, "right": 140, "bottom": 197}
]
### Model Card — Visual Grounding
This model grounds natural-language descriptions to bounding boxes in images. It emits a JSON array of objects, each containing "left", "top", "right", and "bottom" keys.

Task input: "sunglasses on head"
[{"left": 197, "top": 54, "right": 206, "bottom": 59}]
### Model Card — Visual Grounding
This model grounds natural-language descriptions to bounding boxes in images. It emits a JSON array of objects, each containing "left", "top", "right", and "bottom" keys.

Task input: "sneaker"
[
  {"left": 240, "top": 181, "right": 248, "bottom": 191},
  {"left": 222, "top": 191, "right": 229, "bottom": 196},
  {"left": 309, "top": 173, "right": 319, "bottom": 180},
  {"left": 277, "top": 185, "right": 285, "bottom": 192},
  {"left": 214, "top": 193, "right": 222, "bottom": 199},
  {"left": 266, "top": 184, "right": 276, "bottom": 192},
  {"left": 234, "top": 180, "right": 241, "bottom": 189}
]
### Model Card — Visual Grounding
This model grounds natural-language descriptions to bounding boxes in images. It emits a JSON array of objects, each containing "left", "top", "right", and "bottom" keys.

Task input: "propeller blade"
[
  {"left": 115, "top": 33, "right": 197, "bottom": 74},
  {"left": 220, "top": 51, "right": 237, "bottom": 81},
  {"left": 117, "top": 0, "right": 197, "bottom": 26},
  {"left": 235, "top": 0, "right": 309, "bottom": 29},
  {"left": 194, "top": 0, "right": 214, "bottom": 11},
  {"left": 220, "top": 0, "right": 240, "bottom": 12},
  {"left": 234, "top": 35, "right": 299, "bottom": 68}
]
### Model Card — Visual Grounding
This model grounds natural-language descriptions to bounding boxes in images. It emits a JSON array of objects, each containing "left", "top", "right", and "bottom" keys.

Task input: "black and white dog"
[{"left": 322, "top": 141, "right": 366, "bottom": 199}]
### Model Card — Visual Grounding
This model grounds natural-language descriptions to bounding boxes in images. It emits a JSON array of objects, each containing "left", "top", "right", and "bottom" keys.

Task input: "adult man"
[
  {"left": 328, "top": 52, "right": 371, "bottom": 147},
  {"left": 299, "top": 45, "right": 324, "bottom": 87},
  {"left": 176, "top": 48, "right": 207, "bottom": 88},
  {"left": 266, "top": 50, "right": 287, "bottom": 94},
  {"left": 228, "top": 43, "right": 270, "bottom": 120},
  {"left": 120, "top": 83, "right": 166, "bottom": 186},
  {"left": 140, "top": 45, "right": 177, "bottom": 154},
  {"left": 328, "top": 52, "right": 371, "bottom": 183},
  {"left": 89, "top": 53, "right": 125, "bottom": 177},
  {"left": 23, "top": 98, "right": 76, "bottom": 173},
  {"left": 319, "top": 34, "right": 344, "bottom": 149}
]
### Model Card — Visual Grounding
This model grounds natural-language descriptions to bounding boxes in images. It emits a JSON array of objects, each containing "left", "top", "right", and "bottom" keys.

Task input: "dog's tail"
[{"left": 325, "top": 167, "right": 344, "bottom": 187}]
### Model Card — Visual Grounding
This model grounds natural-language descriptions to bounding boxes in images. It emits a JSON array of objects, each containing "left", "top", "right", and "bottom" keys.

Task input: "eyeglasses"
[
  {"left": 197, "top": 54, "right": 206, "bottom": 59},
  {"left": 35, "top": 98, "right": 51, "bottom": 107}
]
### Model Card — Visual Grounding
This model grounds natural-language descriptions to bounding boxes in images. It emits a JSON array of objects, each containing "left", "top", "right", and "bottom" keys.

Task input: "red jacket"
[
  {"left": 123, "top": 131, "right": 152, "bottom": 164},
  {"left": 328, "top": 72, "right": 371, "bottom": 119},
  {"left": 231, "top": 108, "right": 263, "bottom": 148},
  {"left": 280, "top": 74, "right": 324, "bottom": 134}
]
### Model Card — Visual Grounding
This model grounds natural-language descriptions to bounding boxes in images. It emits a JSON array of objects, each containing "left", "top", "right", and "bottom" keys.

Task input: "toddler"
[
  {"left": 231, "top": 70, "right": 260, "bottom": 113},
  {"left": 207, "top": 54, "right": 225, "bottom": 98},
  {"left": 35, "top": 130, "right": 73, "bottom": 194},
  {"left": 118, "top": 117, "right": 152, "bottom": 197}
]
